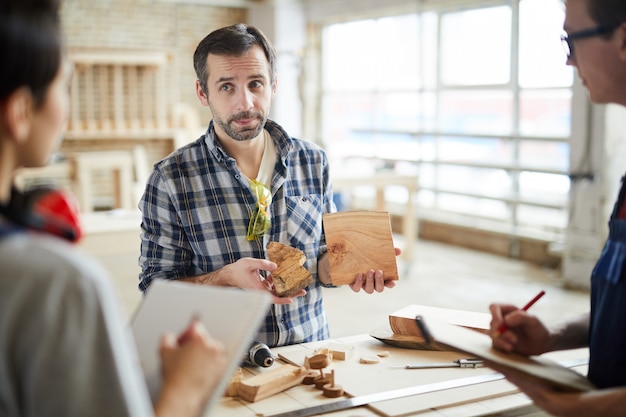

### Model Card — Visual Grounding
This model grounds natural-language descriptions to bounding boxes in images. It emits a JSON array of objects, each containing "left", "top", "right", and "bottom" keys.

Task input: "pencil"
[{"left": 494, "top": 290, "right": 545, "bottom": 337}]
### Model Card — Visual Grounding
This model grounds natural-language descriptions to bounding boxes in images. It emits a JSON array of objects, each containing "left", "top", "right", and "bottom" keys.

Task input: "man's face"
[
  {"left": 197, "top": 45, "right": 276, "bottom": 142},
  {"left": 564, "top": 0, "right": 626, "bottom": 105}
]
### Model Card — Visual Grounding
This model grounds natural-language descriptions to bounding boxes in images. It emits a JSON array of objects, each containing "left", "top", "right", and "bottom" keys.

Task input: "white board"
[{"left": 130, "top": 280, "right": 271, "bottom": 415}]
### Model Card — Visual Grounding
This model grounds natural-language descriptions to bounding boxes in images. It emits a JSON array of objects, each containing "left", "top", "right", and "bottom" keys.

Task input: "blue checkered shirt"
[{"left": 138, "top": 119, "right": 336, "bottom": 347}]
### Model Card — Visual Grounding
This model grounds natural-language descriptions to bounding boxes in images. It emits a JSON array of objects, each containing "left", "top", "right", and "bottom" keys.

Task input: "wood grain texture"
[
  {"left": 267, "top": 242, "right": 313, "bottom": 297},
  {"left": 237, "top": 364, "right": 307, "bottom": 403},
  {"left": 389, "top": 304, "right": 490, "bottom": 338},
  {"left": 323, "top": 211, "right": 398, "bottom": 286}
]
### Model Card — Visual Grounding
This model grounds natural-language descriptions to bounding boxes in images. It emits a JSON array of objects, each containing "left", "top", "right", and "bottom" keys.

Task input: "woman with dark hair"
[{"left": 0, "top": 1, "right": 227, "bottom": 416}]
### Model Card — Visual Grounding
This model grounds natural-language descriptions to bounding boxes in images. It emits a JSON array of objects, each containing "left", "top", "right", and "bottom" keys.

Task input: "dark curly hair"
[{"left": 0, "top": 0, "right": 63, "bottom": 107}]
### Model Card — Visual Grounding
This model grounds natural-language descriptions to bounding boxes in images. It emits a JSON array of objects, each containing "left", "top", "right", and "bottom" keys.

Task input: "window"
[{"left": 321, "top": 0, "right": 573, "bottom": 240}]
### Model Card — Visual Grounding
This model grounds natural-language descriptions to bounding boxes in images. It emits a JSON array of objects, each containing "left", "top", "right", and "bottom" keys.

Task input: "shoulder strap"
[{"left": 0, "top": 222, "right": 24, "bottom": 239}]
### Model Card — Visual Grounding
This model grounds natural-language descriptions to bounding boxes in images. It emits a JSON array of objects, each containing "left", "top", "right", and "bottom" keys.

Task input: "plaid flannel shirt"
[{"left": 138, "top": 119, "right": 336, "bottom": 346}]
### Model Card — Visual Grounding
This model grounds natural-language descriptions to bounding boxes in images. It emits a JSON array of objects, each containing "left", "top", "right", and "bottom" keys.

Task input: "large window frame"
[{"left": 316, "top": 0, "right": 579, "bottom": 245}]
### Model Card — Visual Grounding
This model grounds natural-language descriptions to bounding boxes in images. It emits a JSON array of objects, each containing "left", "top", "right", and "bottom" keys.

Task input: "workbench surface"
[{"left": 211, "top": 334, "right": 589, "bottom": 417}]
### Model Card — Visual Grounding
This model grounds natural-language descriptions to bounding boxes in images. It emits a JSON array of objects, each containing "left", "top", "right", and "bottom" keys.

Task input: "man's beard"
[{"left": 212, "top": 108, "right": 268, "bottom": 142}]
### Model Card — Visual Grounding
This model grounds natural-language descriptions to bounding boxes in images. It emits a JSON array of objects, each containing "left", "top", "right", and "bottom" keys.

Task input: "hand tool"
[{"left": 388, "top": 358, "right": 484, "bottom": 369}]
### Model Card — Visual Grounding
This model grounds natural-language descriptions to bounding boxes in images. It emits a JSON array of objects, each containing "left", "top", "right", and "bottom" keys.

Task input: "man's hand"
[
  {"left": 348, "top": 247, "right": 401, "bottom": 294},
  {"left": 489, "top": 303, "right": 551, "bottom": 355},
  {"left": 185, "top": 258, "right": 305, "bottom": 304}
]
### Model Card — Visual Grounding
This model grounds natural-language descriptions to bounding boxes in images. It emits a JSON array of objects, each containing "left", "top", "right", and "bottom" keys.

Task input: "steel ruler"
[{"left": 263, "top": 358, "right": 587, "bottom": 417}]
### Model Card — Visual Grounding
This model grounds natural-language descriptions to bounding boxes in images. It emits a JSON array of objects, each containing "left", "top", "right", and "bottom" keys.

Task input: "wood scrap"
[
  {"left": 267, "top": 241, "right": 313, "bottom": 296},
  {"left": 224, "top": 367, "right": 243, "bottom": 397},
  {"left": 322, "top": 370, "right": 344, "bottom": 398},
  {"left": 389, "top": 304, "right": 490, "bottom": 338},
  {"left": 237, "top": 364, "right": 307, "bottom": 403},
  {"left": 327, "top": 343, "right": 353, "bottom": 361}
]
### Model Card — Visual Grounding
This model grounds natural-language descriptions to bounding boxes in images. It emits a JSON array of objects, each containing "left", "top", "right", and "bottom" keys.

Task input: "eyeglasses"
[
  {"left": 561, "top": 25, "right": 619, "bottom": 59},
  {"left": 246, "top": 179, "right": 272, "bottom": 241}
]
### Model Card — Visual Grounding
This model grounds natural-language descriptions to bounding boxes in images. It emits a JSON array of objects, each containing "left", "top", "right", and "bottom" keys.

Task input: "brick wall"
[{"left": 60, "top": 0, "right": 247, "bottom": 130}]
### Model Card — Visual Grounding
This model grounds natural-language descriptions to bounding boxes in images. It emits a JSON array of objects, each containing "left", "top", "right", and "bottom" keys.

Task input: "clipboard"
[
  {"left": 130, "top": 279, "right": 271, "bottom": 414},
  {"left": 417, "top": 315, "right": 595, "bottom": 392}
]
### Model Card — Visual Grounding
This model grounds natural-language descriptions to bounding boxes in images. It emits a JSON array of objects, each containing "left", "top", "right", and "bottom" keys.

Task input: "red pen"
[{"left": 495, "top": 290, "right": 545, "bottom": 337}]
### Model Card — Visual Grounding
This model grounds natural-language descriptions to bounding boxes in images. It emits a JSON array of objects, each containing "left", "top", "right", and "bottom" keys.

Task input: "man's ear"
[
  {"left": 1, "top": 87, "right": 33, "bottom": 142},
  {"left": 195, "top": 80, "right": 209, "bottom": 106},
  {"left": 271, "top": 77, "right": 278, "bottom": 98}
]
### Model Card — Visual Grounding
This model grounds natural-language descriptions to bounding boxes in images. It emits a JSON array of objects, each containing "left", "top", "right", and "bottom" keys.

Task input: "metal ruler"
[{"left": 263, "top": 358, "right": 588, "bottom": 417}]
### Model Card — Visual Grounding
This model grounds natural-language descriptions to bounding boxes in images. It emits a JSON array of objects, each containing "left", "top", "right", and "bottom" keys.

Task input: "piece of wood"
[
  {"left": 237, "top": 364, "right": 307, "bottom": 403},
  {"left": 389, "top": 304, "right": 490, "bottom": 338},
  {"left": 359, "top": 355, "right": 380, "bottom": 364},
  {"left": 369, "top": 327, "right": 450, "bottom": 351},
  {"left": 302, "top": 370, "right": 319, "bottom": 385},
  {"left": 224, "top": 367, "right": 243, "bottom": 397},
  {"left": 327, "top": 343, "right": 354, "bottom": 360},
  {"left": 323, "top": 211, "right": 398, "bottom": 285},
  {"left": 323, "top": 370, "right": 344, "bottom": 398},
  {"left": 267, "top": 241, "right": 314, "bottom": 297}
]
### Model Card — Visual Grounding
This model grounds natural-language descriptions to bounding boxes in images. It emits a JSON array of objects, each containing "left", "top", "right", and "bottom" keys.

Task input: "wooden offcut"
[
  {"left": 389, "top": 304, "right": 490, "bottom": 338},
  {"left": 237, "top": 364, "right": 307, "bottom": 403},
  {"left": 323, "top": 211, "right": 398, "bottom": 286},
  {"left": 267, "top": 241, "right": 313, "bottom": 297}
]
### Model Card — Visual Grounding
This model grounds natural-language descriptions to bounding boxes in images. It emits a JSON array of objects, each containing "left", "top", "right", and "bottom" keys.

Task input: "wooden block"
[
  {"left": 224, "top": 367, "right": 243, "bottom": 397},
  {"left": 389, "top": 304, "right": 490, "bottom": 338},
  {"left": 237, "top": 364, "right": 307, "bottom": 403},
  {"left": 369, "top": 327, "right": 450, "bottom": 351},
  {"left": 267, "top": 241, "right": 314, "bottom": 296},
  {"left": 323, "top": 211, "right": 398, "bottom": 285},
  {"left": 327, "top": 343, "right": 354, "bottom": 361}
]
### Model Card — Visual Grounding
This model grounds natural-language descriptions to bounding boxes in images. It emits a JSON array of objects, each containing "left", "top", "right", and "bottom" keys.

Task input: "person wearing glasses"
[
  {"left": 0, "top": 1, "right": 230, "bottom": 416},
  {"left": 488, "top": 0, "right": 626, "bottom": 414},
  {"left": 138, "top": 23, "right": 397, "bottom": 348}
]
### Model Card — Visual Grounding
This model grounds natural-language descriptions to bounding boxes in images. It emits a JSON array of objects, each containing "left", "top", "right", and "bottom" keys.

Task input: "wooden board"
[
  {"left": 323, "top": 211, "right": 398, "bottom": 285},
  {"left": 389, "top": 304, "right": 490, "bottom": 338}
]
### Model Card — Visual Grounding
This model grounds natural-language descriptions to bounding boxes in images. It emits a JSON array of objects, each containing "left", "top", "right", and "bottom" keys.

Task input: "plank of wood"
[
  {"left": 389, "top": 304, "right": 490, "bottom": 338},
  {"left": 323, "top": 211, "right": 398, "bottom": 286},
  {"left": 238, "top": 364, "right": 307, "bottom": 403},
  {"left": 267, "top": 242, "right": 313, "bottom": 297}
]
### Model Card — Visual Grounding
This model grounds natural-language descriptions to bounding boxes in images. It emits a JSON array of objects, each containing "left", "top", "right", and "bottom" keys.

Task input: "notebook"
[
  {"left": 129, "top": 279, "right": 272, "bottom": 414},
  {"left": 417, "top": 315, "right": 595, "bottom": 392}
]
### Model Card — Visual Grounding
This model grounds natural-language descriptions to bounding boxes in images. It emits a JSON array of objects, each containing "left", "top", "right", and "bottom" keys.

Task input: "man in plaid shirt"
[{"left": 138, "top": 23, "right": 397, "bottom": 347}]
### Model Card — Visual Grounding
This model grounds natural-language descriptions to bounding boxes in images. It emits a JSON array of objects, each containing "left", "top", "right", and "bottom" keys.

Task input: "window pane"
[
  {"left": 436, "top": 165, "right": 512, "bottom": 199},
  {"left": 438, "top": 136, "right": 514, "bottom": 165},
  {"left": 441, "top": 6, "right": 512, "bottom": 86},
  {"left": 322, "top": 15, "right": 421, "bottom": 91},
  {"left": 323, "top": 20, "right": 378, "bottom": 91},
  {"left": 518, "top": 140, "right": 569, "bottom": 171},
  {"left": 519, "top": 89, "right": 572, "bottom": 137},
  {"left": 519, "top": 0, "right": 573, "bottom": 88},
  {"left": 518, "top": 205, "right": 567, "bottom": 230},
  {"left": 439, "top": 90, "right": 513, "bottom": 135},
  {"left": 518, "top": 172, "right": 569, "bottom": 204},
  {"left": 437, "top": 194, "right": 510, "bottom": 220},
  {"left": 377, "top": 15, "right": 420, "bottom": 90}
]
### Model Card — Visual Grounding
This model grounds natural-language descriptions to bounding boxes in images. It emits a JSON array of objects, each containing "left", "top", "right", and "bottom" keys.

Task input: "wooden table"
[{"left": 212, "top": 334, "right": 588, "bottom": 417}]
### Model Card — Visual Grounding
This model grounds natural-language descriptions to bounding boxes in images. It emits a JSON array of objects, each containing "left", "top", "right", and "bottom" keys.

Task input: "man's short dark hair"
[
  {"left": 193, "top": 23, "right": 277, "bottom": 94},
  {"left": 584, "top": 0, "right": 626, "bottom": 37}
]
